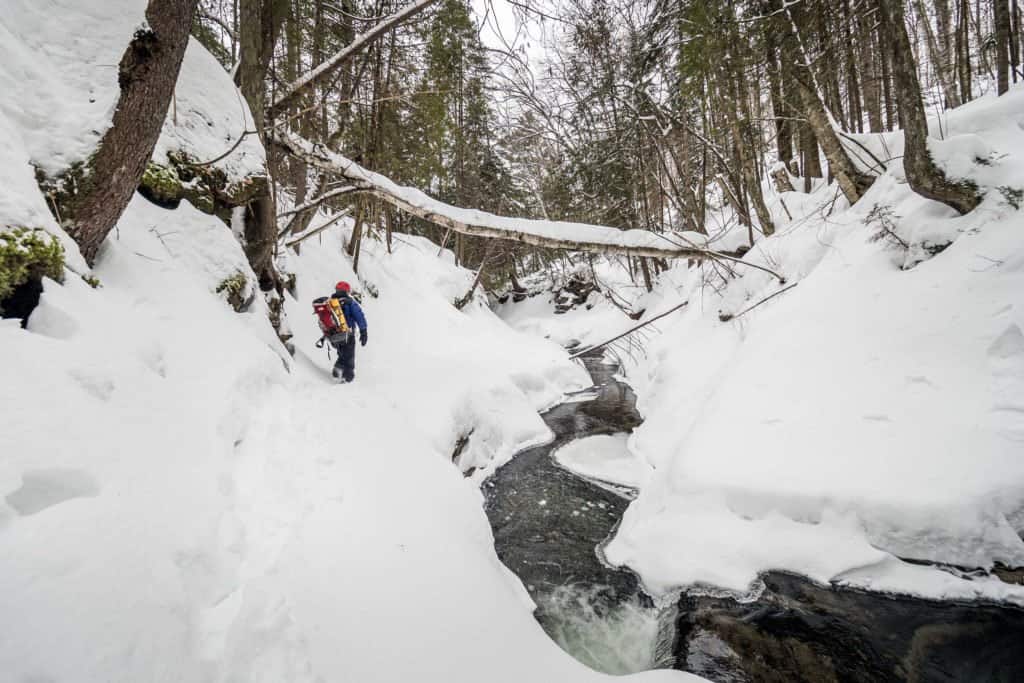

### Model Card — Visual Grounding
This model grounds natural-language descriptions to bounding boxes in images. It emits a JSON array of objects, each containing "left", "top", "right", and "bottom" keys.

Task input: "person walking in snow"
[{"left": 325, "top": 281, "right": 367, "bottom": 383}]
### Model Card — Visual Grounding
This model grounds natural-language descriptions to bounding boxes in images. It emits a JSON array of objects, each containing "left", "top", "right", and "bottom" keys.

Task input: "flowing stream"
[
  {"left": 483, "top": 351, "right": 1024, "bottom": 681},
  {"left": 483, "top": 351, "right": 672, "bottom": 673}
]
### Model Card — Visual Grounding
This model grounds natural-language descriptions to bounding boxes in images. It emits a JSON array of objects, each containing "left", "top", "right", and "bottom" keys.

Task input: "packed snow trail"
[
  {"left": 0, "top": 191, "right": 704, "bottom": 682},
  {"left": 0, "top": 10, "right": 694, "bottom": 676}
]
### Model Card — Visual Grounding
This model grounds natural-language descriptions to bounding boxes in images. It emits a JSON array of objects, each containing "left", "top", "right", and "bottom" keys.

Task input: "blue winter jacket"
[{"left": 332, "top": 292, "right": 367, "bottom": 334}]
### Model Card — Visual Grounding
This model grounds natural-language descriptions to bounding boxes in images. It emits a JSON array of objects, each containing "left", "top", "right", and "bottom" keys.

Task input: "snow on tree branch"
[{"left": 270, "top": 129, "right": 726, "bottom": 261}]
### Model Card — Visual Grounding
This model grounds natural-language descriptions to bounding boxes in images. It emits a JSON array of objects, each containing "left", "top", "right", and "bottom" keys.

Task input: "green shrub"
[{"left": 0, "top": 228, "right": 65, "bottom": 310}]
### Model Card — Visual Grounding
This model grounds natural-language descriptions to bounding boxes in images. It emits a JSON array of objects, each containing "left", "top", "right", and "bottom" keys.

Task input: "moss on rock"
[
  {"left": 139, "top": 162, "right": 185, "bottom": 208},
  {"left": 138, "top": 152, "right": 267, "bottom": 226},
  {"left": 215, "top": 271, "right": 250, "bottom": 312},
  {"left": 0, "top": 227, "right": 65, "bottom": 313}
]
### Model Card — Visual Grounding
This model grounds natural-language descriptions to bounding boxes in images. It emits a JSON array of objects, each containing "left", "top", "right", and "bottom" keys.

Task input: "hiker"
[{"left": 313, "top": 281, "right": 368, "bottom": 383}]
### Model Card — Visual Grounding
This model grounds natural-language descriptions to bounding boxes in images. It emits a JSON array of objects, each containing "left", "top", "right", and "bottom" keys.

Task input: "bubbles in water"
[{"left": 534, "top": 584, "right": 676, "bottom": 675}]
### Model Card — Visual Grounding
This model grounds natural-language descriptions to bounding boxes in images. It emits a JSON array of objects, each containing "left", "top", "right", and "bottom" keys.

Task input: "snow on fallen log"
[{"left": 271, "top": 129, "right": 718, "bottom": 260}]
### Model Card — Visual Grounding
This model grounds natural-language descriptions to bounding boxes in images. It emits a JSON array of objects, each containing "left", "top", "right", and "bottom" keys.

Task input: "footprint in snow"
[
  {"left": 69, "top": 369, "right": 115, "bottom": 400},
  {"left": 987, "top": 323, "right": 1024, "bottom": 362},
  {"left": 5, "top": 469, "right": 100, "bottom": 516}
]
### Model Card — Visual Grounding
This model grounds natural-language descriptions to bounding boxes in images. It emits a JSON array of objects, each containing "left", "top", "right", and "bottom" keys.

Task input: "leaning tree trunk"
[
  {"left": 781, "top": 2, "right": 875, "bottom": 204},
  {"left": 50, "top": 0, "right": 198, "bottom": 264},
  {"left": 877, "top": 0, "right": 982, "bottom": 215}
]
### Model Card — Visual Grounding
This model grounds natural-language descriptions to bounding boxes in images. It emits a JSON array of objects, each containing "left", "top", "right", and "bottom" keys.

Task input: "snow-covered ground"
[
  {"left": 4, "top": 0, "right": 1024, "bottom": 678},
  {"left": 1, "top": 192, "right": 706, "bottom": 682},
  {"left": 497, "top": 86, "right": 1024, "bottom": 605},
  {"left": 0, "top": 5, "right": 704, "bottom": 680}
]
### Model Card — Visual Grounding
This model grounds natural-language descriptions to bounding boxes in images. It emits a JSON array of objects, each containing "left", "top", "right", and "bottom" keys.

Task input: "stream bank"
[{"left": 484, "top": 351, "right": 1024, "bottom": 681}]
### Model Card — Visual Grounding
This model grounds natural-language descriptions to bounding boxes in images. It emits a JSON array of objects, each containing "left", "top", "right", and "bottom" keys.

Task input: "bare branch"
[
  {"left": 278, "top": 185, "right": 359, "bottom": 217},
  {"left": 570, "top": 300, "right": 691, "bottom": 359},
  {"left": 283, "top": 210, "right": 351, "bottom": 248},
  {"left": 267, "top": 0, "right": 439, "bottom": 121}
]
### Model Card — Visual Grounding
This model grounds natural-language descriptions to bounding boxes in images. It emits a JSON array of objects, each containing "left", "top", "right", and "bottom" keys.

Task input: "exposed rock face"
[
  {"left": 553, "top": 268, "right": 599, "bottom": 314},
  {"left": 674, "top": 572, "right": 1024, "bottom": 683},
  {"left": 138, "top": 152, "right": 267, "bottom": 225},
  {"left": 0, "top": 228, "right": 65, "bottom": 323}
]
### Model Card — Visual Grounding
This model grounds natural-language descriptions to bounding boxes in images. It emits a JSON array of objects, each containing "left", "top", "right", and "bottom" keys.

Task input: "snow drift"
[
  {"left": 0, "top": 4, "right": 702, "bottom": 681},
  {"left": 598, "top": 87, "right": 1024, "bottom": 603}
]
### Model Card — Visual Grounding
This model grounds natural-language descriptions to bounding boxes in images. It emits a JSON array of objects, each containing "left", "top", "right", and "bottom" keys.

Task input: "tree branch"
[
  {"left": 570, "top": 300, "right": 690, "bottom": 359},
  {"left": 283, "top": 210, "right": 351, "bottom": 247},
  {"left": 277, "top": 184, "right": 359, "bottom": 217},
  {"left": 267, "top": 0, "right": 439, "bottom": 121}
]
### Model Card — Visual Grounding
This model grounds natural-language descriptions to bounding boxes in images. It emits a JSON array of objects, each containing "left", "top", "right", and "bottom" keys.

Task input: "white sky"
[{"left": 470, "top": 0, "right": 549, "bottom": 65}]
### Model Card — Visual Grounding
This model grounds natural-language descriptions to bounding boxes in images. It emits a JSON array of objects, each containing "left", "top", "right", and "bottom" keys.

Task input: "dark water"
[
  {"left": 484, "top": 353, "right": 640, "bottom": 601},
  {"left": 483, "top": 353, "right": 672, "bottom": 673},
  {"left": 483, "top": 352, "right": 1024, "bottom": 681}
]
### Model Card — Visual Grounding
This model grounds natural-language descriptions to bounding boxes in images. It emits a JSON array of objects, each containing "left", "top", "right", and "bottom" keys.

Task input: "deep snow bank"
[
  {"left": 0, "top": 4, "right": 701, "bottom": 679},
  {"left": 598, "top": 87, "right": 1024, "bottom": 602},
  {"left": 1, "top": 191, "right": 661, "bottom": 682}
]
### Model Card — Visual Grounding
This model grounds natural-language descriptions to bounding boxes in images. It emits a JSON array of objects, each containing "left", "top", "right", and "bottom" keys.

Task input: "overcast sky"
[{"left": 470, "top": 0, "right": 548, "bottom": 65}]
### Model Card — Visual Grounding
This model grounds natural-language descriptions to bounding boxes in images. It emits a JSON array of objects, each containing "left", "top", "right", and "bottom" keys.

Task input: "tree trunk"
[
  {"left": 859, "top": 7, "right": 884, "bottom": 131},
  {"left": 842, "top": 0, "right": 865, "bottom": 132},
  {"left": 243, "top": 189, "right": 279, "bottom": 289},
  {"left": 715, "top": 175, "right": 751, "bottom": 227},
  {"left": 876, "top": 0, "right": 981, "bottom": 214},
  {"left": 771, "top": 164, "right": 796, "bottom": 193},
  {"left": 272, "top": 127, "right": 733, "bottom": 260},
  {"left": 995, "top": 0, "right": 1012, "bottom": 93},
  {"left": 1012, "top": 0, "right": 1022, "bottom": 84},
  {"left": 876, "top": 14, "right": 898, "bottom": 130},
  {"left": 285, "top": 0, "right": 308, "bottom": 202},
  {"left": 347, "top": 199, "right": 365, "bottom": 257},
  {"left": 52, "top": 0, "right": 199, "bottom": 264},
  {"left": 915, "top": 0, "right": 961, "bottom": 107},
  {"left": 639, "top": 256, "right": 653, "bottom": 293},
  {"left": 766, "top": 30, "right": 794, "bottom": 166},
  {"left": 235, "top": 0, "right": 276, "bottom": 134},
  {"left": 235, "top": 0, "right": 286, "bottom": 290},
  {"left": 782, "top": 4, "right": 874, "bottom": 203},
  {"left": 955, "top": 0, "right": 973, "bottom": 102}
]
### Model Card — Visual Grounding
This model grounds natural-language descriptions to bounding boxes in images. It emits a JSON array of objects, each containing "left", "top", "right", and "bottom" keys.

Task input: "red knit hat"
[{"left": 335, "top": 281, "right": 351, "bottom": 293}]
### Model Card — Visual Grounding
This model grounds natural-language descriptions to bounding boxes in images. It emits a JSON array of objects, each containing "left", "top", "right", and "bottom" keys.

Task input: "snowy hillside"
[
  {"left": 0, "top": 5, "right": 701, "bottom": 681},
  {"left": 4, "top": 0, "right": 1024, "bottom": 679},
  {"left": 499, "top": 86, "right": 1024, "bottom": 605},
  {"left": 2, "top": 194, "right": 692, "bottom": 682}
]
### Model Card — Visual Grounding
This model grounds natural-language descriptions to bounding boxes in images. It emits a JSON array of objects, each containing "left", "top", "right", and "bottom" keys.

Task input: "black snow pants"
[{"left": 332, "top": 335, "right": 357, "bottom": 382}]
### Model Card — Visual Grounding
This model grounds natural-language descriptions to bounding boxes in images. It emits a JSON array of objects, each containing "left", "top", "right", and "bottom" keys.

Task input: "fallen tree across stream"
[{"left": 270, "top": 129, "right": 786, "bottom": 282}]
